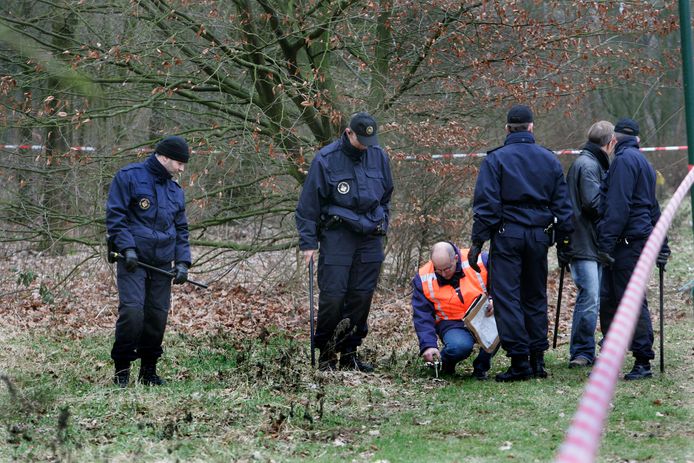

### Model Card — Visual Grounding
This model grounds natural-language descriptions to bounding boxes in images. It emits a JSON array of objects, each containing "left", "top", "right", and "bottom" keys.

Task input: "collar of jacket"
[
  {"left": 340, "top": 132, "right": 366, "bottom": 162},
  {"left": 581, "top": 141, "right": 610, "bottom": 170},
  {"left": 615, "top": 135, "right": 639, "bottom": 154},
  {"left": 436, "top": 269, "right": 463, "bottom": 287},
  {"left": 504, "top": 131, "right": 536, "bottom": 145},
  {"left": 145, "top": 153, "right": 173, "bottom": 183}
]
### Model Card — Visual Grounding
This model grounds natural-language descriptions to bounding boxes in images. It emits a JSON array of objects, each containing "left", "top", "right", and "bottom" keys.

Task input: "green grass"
[
  {"left": 0, "top": 320, "right": 692, "bottom": 462},
  {"left": 1, "top": 204, "right": 692, "bottom": 462}
]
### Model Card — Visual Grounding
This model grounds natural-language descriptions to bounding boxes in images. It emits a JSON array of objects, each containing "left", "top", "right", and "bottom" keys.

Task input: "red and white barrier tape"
[
  {"left": 554, "top": 165, "right": 694, "bottom": 463},
  {"left": 0, "top": 144, "right": 96, "bottom": 152},
  {"left": 0, "top": 144, "right": 220, "bottom": 155},
  {"left": 0, "top": 144, "right": 689, "bottom": 158},
  {"left": 416, "top": 146, "right": 689, "bottom": 159}
]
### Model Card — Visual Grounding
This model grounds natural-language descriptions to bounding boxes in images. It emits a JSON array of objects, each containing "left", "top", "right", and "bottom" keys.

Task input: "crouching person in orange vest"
[{"left": 412, "top": 242, "right": 497, "bottom": 379}]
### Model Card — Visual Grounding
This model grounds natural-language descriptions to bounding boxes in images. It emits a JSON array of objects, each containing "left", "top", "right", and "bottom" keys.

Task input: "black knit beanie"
[{"left": 155, "top": 136, "right": 190, "bottom": 163}]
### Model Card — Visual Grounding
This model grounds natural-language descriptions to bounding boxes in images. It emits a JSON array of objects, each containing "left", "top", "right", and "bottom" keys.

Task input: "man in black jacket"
[
  {"left": 564, "top": 121, "right": 615, "bottom": 368},
  {"left": 597, "top": 118, "right": 670, "bottom": 380}
]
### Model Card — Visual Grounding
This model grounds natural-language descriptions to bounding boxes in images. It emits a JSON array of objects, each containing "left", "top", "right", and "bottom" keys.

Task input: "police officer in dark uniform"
[
  {"left": 597, "top": 118, "right": 670, "bottom": 380},
  {"left": 296, "top": 112, "right": 394, "bottom": 372},
  {"left": 106, "top": 136, "right": 192, "bottom": 387},
  {"left": 468, "top": 105, "right": 574, "bottom": 382}
]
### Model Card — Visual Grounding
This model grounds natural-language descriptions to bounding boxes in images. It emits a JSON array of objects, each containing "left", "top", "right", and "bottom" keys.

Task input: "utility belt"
[
  {"left": 496, "top": 219, "right": 557, "bottom": 244},
  {"left": 319, "top": 214, "right": 386, "bottom": 236},
  {"left": 505, "top": 200, "right": 550, "bottom": 210},
  {"left": 617, "top": 236, "right": 646, "bottom": 246}
]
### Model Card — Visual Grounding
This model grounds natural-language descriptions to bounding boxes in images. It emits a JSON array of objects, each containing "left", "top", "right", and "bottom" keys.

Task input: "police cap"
[
  {"left": 614, "top": 118, "right": 640, "bottom": 136},
  {"left": 507, "top": 104, "right": 533, "bottom": 124},
  {"left": 349, "top": 112, "right": 379, "bottom": 146}
]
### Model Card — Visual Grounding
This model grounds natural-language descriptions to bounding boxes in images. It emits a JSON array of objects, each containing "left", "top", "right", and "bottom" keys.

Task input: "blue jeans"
[
  {"left": 441, "top": 327, "right": 493, "bottom": 371},
  {"left": 569, "top": 259, "right": 602, "bottom": 363}
]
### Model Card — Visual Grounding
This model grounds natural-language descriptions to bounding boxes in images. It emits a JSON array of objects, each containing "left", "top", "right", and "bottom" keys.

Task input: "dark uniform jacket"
[
  {"left": 566, "top": 142, "right": 610, "bottom": 261},
  {"left": 471, "top": 131, "right": 574, "bottom": 242},
  {"left": 295, "top": 133, "right": 394, "bottom": 250},
  {"left": 106, "top": 154, "right": 191, "bottom": 267},
  {"left": 597, "top": 137, "right": 668, "bottom": 256}
]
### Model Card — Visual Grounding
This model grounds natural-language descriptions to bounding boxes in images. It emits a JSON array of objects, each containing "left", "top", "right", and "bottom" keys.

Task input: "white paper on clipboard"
[{"left": 463, "top": 294, "right": 499, "bottom": 353}]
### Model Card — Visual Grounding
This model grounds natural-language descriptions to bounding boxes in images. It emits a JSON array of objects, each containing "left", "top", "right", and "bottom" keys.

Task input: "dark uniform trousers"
[
  {"left": 599, "top": 238, "right": 654, "bottom": 361},
  {"left": 111, "top": 261, "right": 172, "bottom": 363},
  {"left": 315, "top": 226, "right": 384, "bottom": 354},
  {"left": 490, "top": 223, "right": 551, "bottom": 356}
]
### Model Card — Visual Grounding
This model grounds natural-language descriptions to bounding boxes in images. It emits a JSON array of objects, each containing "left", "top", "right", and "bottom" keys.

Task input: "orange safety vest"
[{"left": 418, "top": 248, "right": 488, "bottom": 323}]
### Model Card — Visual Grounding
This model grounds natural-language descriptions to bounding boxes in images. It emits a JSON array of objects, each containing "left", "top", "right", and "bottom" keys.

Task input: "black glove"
[
  {"left": 556, "top": 235, "right": 573, "bottom": 267},
  {"left": 656, "top": 250, "right": 670, "bottom": 270},
  {"left": 597, "top": 251, "right": 615, "bottom": 267},
  {"left": 557, "top": 235, "right": 574, "bottom": 267},
  {"left": 123, "top": 249, "right": 139, "bottom": 273},
  {"left": 468, "top": 241, "right": 483, "bottom": 273},
  {"left": 173, "top": 262, "right": 189, "bottom": 285}
]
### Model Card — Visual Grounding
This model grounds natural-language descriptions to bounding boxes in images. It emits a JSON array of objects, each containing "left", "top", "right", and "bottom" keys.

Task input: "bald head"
[
  {"left": 431, "top": 242, "right": 458, "bottom": 279},
  {"left": 431, "top": 242, "right": 455, "bottom": 261}
]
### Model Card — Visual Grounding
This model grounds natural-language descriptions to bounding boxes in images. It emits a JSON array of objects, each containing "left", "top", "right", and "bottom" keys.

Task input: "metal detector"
[
  {"left": 309, "top": 256, "right": 316, "bottom": 367},
  {"left": 552, "top": 264, "right": 566, "bottom": 349},
  {"left": 109, "top": 252, "right": 208, "bottom": 289},
  {"left": 659, "top": 265, "right": 665, "bottom": 373}
]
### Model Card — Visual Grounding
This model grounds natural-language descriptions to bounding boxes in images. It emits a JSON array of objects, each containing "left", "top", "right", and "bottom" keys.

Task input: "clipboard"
[{"left": 463, "top": 294, "right": 500, "bottom": 353}]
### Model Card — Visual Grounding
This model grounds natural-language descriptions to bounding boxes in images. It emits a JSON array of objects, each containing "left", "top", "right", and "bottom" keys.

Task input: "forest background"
[
  {"left": 0, "top": 1, "right": 693, "bottom": 461},
  {"left": 0, "top": 0, "right": 689, "bottom": 284}
]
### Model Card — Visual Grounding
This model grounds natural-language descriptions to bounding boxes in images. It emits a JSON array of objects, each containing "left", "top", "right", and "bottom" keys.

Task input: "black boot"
[
  {"left": 318, "top": 350, "right": 338, "bottom": 372},
  {"left": 495, "top": 356, "right": 532, "bottom": 382},
  {"left": 339, "top": 351, "right": 374, "bottom": 373},
  {"left": 624, "top": 359, "right": 652, "bottom": 380},
  {"left": 139, "top": 360, "right": 166, "bottom": 386},
  {"left": 472, "top": 368, "right": 489, "bottom": 381},
  {"left": 113, "top": 362, "right": 130, "bottom": 388},
  {"left": 530, "top": 351, "right": 548, "bottom": 378}
]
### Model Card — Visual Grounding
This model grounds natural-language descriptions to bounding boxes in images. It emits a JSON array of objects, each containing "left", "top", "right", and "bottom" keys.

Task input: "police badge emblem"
[
  {"left": 337, "top": 181, "right": 350, "bottom": 194},
  {"left": 139, "top": 198, "right": 151, "bottom": 210},
  {"left": 366, "top": 126, "right": 374, "bottom": 135}
]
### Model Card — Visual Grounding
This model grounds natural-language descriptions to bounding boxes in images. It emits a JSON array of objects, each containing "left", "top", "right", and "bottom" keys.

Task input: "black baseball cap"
[
  {"left": 349, "top": 112, "right": 379, "bottom": 146},
  {"left": 507, "top": 105, "right": 533, "bottom": 124},
  {"left": 614, "top": 118, "right": 639, "bottom": 136}
]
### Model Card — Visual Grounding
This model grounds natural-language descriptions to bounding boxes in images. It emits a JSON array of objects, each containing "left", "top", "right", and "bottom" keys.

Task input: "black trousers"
[
  {"left": 490, "top": 224, "right": 551, "bottom": 357},
  {"left": 111, "top": 261, "right": 172, "bottom": 364},
  {"left": 315, "top": 227, "right": 384, "bottom": 354},
  {"left": 600, "top": 239, "right": 654, "bottom": 362}
]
